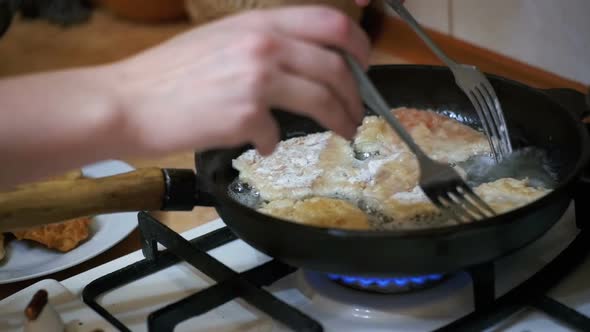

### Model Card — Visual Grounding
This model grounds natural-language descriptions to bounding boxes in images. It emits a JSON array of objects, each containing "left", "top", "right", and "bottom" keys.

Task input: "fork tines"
[
  {"left": 463, "top": 78, "right": 512, "bottom": 161},
  {"left": 424, "top": 182, "right": 496, "bottom": 224}
]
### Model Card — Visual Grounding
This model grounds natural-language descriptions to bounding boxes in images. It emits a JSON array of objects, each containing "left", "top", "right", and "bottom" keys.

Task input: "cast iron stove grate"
[
  {"left": 83, "top": 190, "right": 590, "bottom": 332},
  {"left": 82, "top": 211, "right": 319, "bottom": 332}
]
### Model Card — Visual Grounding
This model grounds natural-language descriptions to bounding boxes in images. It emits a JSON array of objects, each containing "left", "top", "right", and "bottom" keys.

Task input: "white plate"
[
  {"left": 0, "top": 160, "right": 138, "bottom": 284},
  {"left": 0, "top": 279, "right": 117, "bottom": 331}
]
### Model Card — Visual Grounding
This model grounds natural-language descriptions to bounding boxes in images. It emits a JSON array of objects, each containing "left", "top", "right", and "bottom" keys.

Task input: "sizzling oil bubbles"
[
  {"left": 459, "top": 147, "right": 558, "bottom": 189},
  {"left": 228, "top": 179, "right": 263, "bottom": 209}
]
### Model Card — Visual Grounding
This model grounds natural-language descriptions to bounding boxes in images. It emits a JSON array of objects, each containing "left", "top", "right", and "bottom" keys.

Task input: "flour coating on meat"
[
  {"left": 354, "top": 108, "right": 491, "bottom": 163},
  {"left": 232, "top": 132, "right": 330, "bottom": 201}
]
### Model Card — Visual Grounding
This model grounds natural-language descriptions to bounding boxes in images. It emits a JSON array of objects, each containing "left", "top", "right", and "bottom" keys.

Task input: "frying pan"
[{"left": 1, "top": 65, "right": 589, "bottom": 277}]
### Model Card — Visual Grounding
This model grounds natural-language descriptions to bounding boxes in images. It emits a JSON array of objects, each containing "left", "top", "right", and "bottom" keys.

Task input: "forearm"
[
  {"left": 0, "top": 65, "right": 128, "bottom": 189},
  {"left": 0, "top": 5, "right": 372, "bottom": 190}
]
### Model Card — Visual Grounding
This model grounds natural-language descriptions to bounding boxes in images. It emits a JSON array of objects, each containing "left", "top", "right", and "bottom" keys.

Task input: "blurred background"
[
  {"left": 403, "top": 0, "right": 590, "bottom": 85},
  {"left": 0, "top": 0, "right": 588, "bottom": 85}
]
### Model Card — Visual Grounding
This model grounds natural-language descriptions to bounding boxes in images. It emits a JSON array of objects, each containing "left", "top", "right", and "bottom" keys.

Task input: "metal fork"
[
  {"left": 385, "top": 0, "right": 513, "bottom": 162},
  {"left": 343, "top": 53, "right": 496, "bottom": 223}
]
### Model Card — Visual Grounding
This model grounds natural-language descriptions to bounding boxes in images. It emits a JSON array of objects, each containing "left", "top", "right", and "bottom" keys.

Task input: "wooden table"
[{"left": 0, "top": 9, "right": 584, "bottom": 300}]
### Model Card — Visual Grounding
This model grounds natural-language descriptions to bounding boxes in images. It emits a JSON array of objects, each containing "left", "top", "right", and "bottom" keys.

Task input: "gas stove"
[{"left": 2, "top": 200, "right": 590, "bottom": 331}]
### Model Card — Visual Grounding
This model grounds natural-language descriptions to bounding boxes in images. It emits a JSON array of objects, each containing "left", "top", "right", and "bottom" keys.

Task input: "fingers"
[
  {"left": 198, "top": 7, "right": 372, "bottom": 154},
  {"left": 277, "top": 38, "right": 364, "bottom": 125},
  {"left": 249, "top": 6, "right": 371, "bottom": 68},
  {"left": 248, "top": 111, "right": 281, "bottom": 156},
  {"left": 265, "top": 69, "right": 358, "bottom": 140}
]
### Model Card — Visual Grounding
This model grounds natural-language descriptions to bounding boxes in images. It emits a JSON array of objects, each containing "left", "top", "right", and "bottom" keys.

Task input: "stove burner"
[{"left": 327, "top": 273, "right": 446, "bottom": 294}]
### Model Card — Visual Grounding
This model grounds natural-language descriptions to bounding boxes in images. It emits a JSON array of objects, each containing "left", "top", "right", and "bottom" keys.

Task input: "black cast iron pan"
[
  {"left": 197, "top": 65, "right": 590, "bottom": 276},
  {"left": 1, "top": 65, "right": 589, "bottom": 277}
]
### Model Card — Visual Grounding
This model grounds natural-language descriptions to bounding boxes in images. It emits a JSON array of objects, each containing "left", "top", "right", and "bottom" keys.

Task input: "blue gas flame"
[{"left": 328, "top": 274, "right": 444, "bottom": 288}]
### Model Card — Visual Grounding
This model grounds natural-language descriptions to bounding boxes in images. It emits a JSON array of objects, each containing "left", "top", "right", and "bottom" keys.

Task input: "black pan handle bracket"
[{"left": 161, "top": 169, "right": 216, "bottom": 211}]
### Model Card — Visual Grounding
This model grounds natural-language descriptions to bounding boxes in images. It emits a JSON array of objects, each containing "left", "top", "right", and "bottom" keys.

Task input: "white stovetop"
[{"left": 2, "top": 203, "right": 589, "bottom": 331}]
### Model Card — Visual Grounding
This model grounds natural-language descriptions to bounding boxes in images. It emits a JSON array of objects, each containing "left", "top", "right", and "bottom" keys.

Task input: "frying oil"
[
  {"left": 228, "top": 180, "right": 262, "bottom": 209},
  {"left": 458, "top": 147, "right": 558, "bottom": 189}
]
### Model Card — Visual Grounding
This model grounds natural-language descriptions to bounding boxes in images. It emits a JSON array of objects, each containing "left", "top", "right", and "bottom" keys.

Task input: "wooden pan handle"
[{"left": 0, "top": 168, "right": 165, "bottom": 231}]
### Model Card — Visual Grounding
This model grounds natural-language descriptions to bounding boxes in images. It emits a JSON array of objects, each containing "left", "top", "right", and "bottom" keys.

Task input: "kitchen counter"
[{"left": 0, "top": 8, "right": 585, "bottom": 300}]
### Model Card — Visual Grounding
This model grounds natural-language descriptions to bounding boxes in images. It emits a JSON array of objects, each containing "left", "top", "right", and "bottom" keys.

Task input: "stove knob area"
[{"left": 23, "top": 289, "right": 65, "bottom": 332}]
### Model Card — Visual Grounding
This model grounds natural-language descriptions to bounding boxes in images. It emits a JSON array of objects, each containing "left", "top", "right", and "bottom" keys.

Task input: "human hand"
[{"left": 114, "top": 6, "right": 370, "bottom": 156}]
